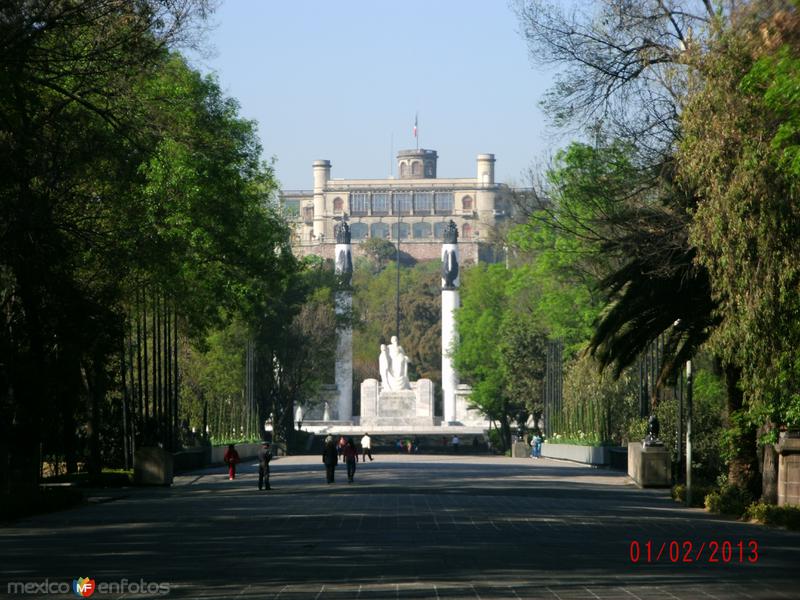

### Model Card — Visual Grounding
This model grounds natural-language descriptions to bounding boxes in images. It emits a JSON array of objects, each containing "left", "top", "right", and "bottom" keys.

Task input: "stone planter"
[
  {"left": 627, "top": 442, "right": 671, "bottom": 488},
  {"left": 541, "top": 442, "right": 609, "bottom": 465},
  {"left": 134, "top": 446, "right": 174, "bottom": 485}
]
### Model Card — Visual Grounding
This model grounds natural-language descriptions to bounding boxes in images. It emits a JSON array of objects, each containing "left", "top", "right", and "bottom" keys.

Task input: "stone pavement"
[{"left": 2, "top": 454, "right": 800, "bottom": 599}]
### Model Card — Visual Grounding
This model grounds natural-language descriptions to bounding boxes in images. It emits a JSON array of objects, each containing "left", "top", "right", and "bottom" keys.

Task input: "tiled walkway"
[{"left": 2, "top": 455, "right": 798, "bottom": 599}]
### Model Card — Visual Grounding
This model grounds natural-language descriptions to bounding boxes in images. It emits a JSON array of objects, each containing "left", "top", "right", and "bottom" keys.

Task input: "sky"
[{"left": 188, "top": 0, "right": 559, "bottom": 191}]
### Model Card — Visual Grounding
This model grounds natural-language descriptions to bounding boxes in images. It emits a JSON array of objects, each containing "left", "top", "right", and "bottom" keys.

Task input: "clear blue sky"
[{"left": 190, "top": 0, "right": 558, "bottom": 190}]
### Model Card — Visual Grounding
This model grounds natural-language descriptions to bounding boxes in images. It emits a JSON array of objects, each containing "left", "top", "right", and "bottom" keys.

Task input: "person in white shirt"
[{"left": 360, "top": 433, "right": 374, "bottom": 462}]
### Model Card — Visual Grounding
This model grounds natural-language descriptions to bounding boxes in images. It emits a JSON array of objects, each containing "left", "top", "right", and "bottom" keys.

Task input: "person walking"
[
  {"left": 360, "top": 432, "right": 374, "bottom": 462},
  {"left": 451, "top": 435, "right": 460, "bottom": 453},
  {"left": 322, "top": 435, "right": 338, "bottom": 484},
  {"left": 531, "top": 431, "right": 543, "bottom": 459},
  {"left": 343, "top": 437, "right": 358, "bottom": 483},
  {"left": 223, "top": 444, "right": 241, "bottom": 480},
  {"left": 337, "top": 435, "right": 347, "bottom": 460},
  {"left": 258, "top": 441, "right": 272, "bottom": 490}
]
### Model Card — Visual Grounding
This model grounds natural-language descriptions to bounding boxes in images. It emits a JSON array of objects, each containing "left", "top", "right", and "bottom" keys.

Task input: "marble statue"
[{"left": 379, "top": 336, "right": 411, "bottom": 390}]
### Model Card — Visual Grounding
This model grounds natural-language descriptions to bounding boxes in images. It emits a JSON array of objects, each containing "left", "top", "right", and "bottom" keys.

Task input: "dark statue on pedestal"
[
  {"left": 442, "top": 220, "right": 459, "bottom": 290},
  {"left": 644, "top": 413, "right": 663, "bottom": 447},
  {"left": 334, "top": 221, "right": 353, "bottom": 287}
]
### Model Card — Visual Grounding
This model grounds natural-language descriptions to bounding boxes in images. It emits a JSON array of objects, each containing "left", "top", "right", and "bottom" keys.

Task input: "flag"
[{"left": 413, "top": 113, "right": 417, "bottom": 138}]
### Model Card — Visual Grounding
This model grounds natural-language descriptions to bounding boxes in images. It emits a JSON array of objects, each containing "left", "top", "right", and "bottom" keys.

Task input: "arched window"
[
  {"left": 412, "top": 222, "right": 432, "bottom": 239},
  {"left": 412, "top": 161, "right": 422, "bottom": 176},
  {"left": 333, "top": 197, "right": 343, "bottom": 212},
  {"left": 370, "top": 222, "right": 390, "bottom": 239},
  {"left": 462, "top": 195, "right": 473, "bottom": 211},
  {"left": 350, "top": 223, "right": 368, "bottom": 240},
  {"left": 391, "top": 222, "right": 410, "bottom": 240},
  {"left": 400, "top": 162, "right": 407, "bottom": 177},
  {"left": 462, "top": 223, "right": 472, "bottom": 239}
]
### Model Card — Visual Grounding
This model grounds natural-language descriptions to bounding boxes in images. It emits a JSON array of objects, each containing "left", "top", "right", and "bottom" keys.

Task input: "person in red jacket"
[{"left": 223, "top": 444, "right": 241, "bottom": 480}]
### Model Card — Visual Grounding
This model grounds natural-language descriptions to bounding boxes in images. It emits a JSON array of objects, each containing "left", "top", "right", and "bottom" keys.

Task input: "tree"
[
  {"left": 453, "top": 264, "right": 547, "bottom": 450},
  {"left": 679, "top": 0, "right": 800, "bottom": 498},
  {"left": 514, "top": 0, "right": 715, "bottom": 160},
  {"left": 360, "top": 237, "right": 398, "bottom": 272}
]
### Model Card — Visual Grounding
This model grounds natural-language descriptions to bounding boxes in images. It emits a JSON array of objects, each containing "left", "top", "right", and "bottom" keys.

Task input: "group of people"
[
  {"left": 223, "top": 441, "right": 273, "bottom": 490},
  {"left": 325, "top": 433, "right": 374, "bottom": 483}
]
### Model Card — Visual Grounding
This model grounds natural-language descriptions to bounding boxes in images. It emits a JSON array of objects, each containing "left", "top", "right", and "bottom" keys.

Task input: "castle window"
[
  {"left": 372, "top": 192, "right": 390, "bottom": 215},
  {"left": 370, "top": 222, "right": 390, "bottom": 239},
  {"left": 394, "top": 192, "right": 412, "bottom": 215},
  {"left": 400, "top": 162, "right": 408, "bottom": 177},
  {"left": 412, "top": 161, "right": 422, "bottom": 176},
  {"left": 414, "top": 192, "right": 433, "bottom": 213},
  {"left": 333, "top": 197, "right": 343, "bottom": 212},
  {"left": 434, "top": 222, "right": 449, "bottom": 239},
  {"left": 462, "top": 195, "right": 473, "bottom": 211},
  {"left": 434, "top": 192, "right": 454, "bottom": 215},
  {"left": 462, "top": 223, "right": 472, "bottom": 239},
  {"left": 412, "top": 222, "right": 431, "bottom": 238},
  {"left": 351, "top": 223, "right": 368, "bottom": 240},
  {"left": 391, "top": 222, "right": 410, "bottom": 240},
  {"left": 282, "top": 200, "right": 300, "bottom": 217},
  {"left": 303, "top": 207, "right": 314, "bottom": 223},
  {"left": 350, "top": 192, "right": 369, "bottom": 215}
]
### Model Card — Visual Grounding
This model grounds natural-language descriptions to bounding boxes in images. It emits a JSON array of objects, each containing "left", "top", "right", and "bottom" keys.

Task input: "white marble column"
[
  {"left": 334, "top": 224, "right": 353, "bottom": 421},
  {"left": 441, "top": 221, "right": 460, "bottom": 424}
]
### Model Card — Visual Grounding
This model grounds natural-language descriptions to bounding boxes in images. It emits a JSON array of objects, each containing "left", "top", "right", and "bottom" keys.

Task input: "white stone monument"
[
  {"left": 334, "top": 221, "right": 353, "bottom": 421},
  {"left": 441, "top": 220, "right": 460, "bottom": 424},
  {"left": 360, "top": 338, "right": 435, "bottom": 428}
]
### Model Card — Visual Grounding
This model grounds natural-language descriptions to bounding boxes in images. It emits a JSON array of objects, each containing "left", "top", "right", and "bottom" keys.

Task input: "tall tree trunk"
[
  {"left": 761, "top": 421, "right": 779, "bottom": 504},
  {"left": 724, "top": 363, "right": 760, "bottom": 497}
]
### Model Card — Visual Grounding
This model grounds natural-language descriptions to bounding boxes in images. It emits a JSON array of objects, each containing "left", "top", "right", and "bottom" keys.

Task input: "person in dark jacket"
[
  {"left": 343, "top": 438, "right": 358, "bottom": 483},
  {"left": 322, "top": 435, "right": 338, "bottom": 483},
  {"left": 258, "top": 441, "right": 272, "bottom": 490},
  {"left": 223, "top": 444, "right": 241, "bottom": 480}
]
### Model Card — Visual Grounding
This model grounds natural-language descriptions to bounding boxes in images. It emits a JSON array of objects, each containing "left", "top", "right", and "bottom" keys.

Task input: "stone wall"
[{"left": 777, "top": 435, "right": 800, "bottom": 506}]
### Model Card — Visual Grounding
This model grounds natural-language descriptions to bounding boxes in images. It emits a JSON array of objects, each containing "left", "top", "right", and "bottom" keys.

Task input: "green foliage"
[
  {"left": 745, "top": 502, "right": 800, "bottom": 530},
  {"left": 680, "top": 6, "right": 800, "bottom": 432},
  {"left": 671, "top": 484, "right": 714, "bottom": 508},
  {"left": 654, "top": 366, "right": 726, "bottom": 482},
  {"left": 705, "top": 485, "right": 754, "bottom": 518},
  {"left": 360, "top": 238, "right": 398, "bottom": 272},
  {"left": 453, "top": 264, "right": 547, "bottom": 449},
  {"left": 557, "top": 354, "right": 639, "bottom": 445},
  {"left": 352, "top": 260, "right": 442, "bottom": 391}
]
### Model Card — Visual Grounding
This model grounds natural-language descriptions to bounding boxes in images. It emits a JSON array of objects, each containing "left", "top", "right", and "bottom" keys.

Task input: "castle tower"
[
  {"left": 441, "top": 220, "right": 460, "bottom": 424},
  {"left": 312, "top": 159, "right": 331, "bottom": 241},
  {"left": 475, "top": 153, "right": 496, "bottom": 227},
  {"left": 334, "top": 221, "right": 353, "bottom": 421},
  {"left": 397, "top": 149, "right": 438, "bottom": 179}
]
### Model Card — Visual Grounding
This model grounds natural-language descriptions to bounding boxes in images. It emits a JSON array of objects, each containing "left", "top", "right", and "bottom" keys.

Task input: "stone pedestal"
[
  {"left": 777, "top": 434, "right": 800, "bottom": 506},
  {"left": 360, "top": 378, "right": 435, "bottom": 427},
  {"left": 134, "top": 447, "right": 174, "bottom": 486},
  {"left": 360, "top": 379, "right": 378, "bottom": 420},
  {"left": 627, "top": 442, "right": 670, "bottom": 488}
]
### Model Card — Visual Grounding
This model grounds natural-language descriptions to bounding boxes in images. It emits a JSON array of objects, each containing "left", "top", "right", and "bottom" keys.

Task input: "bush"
[
  {"left": 745, "top": 502, "right": 800, "bottom": 530},
  {"left": 705, "top": 484, "right": 753, "bottom": 517},
  {"left": 672, "top": 483, "right": 714, "bottom": 507}
]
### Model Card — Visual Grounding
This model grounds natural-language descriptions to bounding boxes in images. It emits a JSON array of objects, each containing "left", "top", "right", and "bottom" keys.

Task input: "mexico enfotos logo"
[{"left": 7, "top": 577, "right": 170, "bottom": 596}]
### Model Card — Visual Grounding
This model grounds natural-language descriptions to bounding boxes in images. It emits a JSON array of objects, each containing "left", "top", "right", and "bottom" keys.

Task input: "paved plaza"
[{"left": 2, "top": 454, "right": 800, "bottom": 599}]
